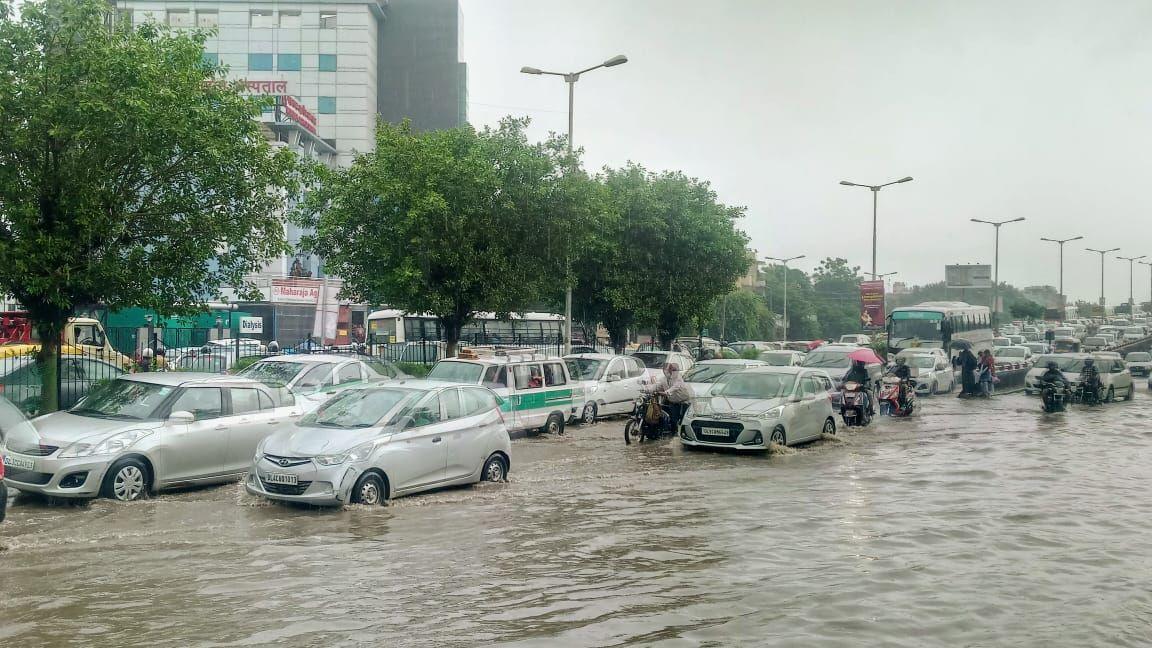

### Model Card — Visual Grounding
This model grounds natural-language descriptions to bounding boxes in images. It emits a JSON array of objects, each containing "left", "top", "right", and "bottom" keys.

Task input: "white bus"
[
  {"left": 887, "top": 302, "right": 994, "bottom": 356},
  {"left": 367, "top": 309, "right": 565, "bottom": 345}
]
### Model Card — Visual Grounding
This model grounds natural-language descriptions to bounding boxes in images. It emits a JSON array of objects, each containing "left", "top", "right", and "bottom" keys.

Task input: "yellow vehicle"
[{"left": 0, "top": 315, "right": 133, "bottom": 368}]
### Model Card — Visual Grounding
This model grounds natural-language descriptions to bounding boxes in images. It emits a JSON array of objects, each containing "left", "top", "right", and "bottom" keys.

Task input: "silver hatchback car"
[
  {"left": 1, "top": 373, "right": 301, "bottom": 501},
  {"left": 246, "top": 381, "right": 511, "bottom": 506}
]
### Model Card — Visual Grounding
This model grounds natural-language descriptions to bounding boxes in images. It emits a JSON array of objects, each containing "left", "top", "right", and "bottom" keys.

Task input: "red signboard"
[
  {"left": 860, "top": 280, "right": 886, "bottom": 329},
  {"left": 280, "top": 95, "right": 318, "bottom": 135}
]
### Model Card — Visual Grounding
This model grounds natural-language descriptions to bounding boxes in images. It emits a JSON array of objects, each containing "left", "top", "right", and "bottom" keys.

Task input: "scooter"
[
  {"left": 878, "top": 376, "right": 917, "bottom": 417},
  {"left": 839, "top": 381, "right": 872, "bottom": 427},
  {"left": 1041, "top": 382, "right": 1070, "bottom": 413},
  {"left": 624, "top": 392, "right": 677, "bottom": 444}
]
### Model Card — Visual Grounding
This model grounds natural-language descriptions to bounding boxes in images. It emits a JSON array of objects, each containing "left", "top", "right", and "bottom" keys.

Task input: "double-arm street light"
[
  {"left": 1039, "top": 236, "right": 1082, "bottom": 308},
  {"left": 1139, "top": 260, "right": 1152, "bottom": 314},
  {"left": 1117, "top": 254, "right": 1147, "bottom": 313},
  {"left": 839, "top": 177, "right": 913, "bottom": 280},
  {"left": 521, "top": 54, "right": 628, "bottom": 354},
  {"left": 1086, "top": 247, "right": 1121, "bottom": 313},
  {"left": 875, "top": 271, "right": 898, "bottom": 280},
  {"left": 971, "top": 217, "right": 1025, "bottom": 326},
  {"left": 764, "top": 255, "right": 805, "bottom": 341}
]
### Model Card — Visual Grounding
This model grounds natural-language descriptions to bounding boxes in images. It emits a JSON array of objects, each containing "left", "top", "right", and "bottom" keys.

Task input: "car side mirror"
[
  {"left": 604, "top": 374, "right": 619, "bottom": 382},
  {"left": 168, "top": 410, "right": 194, "bottom": 424}
]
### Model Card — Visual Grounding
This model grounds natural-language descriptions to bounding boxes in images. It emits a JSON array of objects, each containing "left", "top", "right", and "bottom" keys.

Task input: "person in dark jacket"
[
  {"left": 844, "top": 359, "right": 874, "bottom": 415},
  {"left": 956, "top": 347, "right": 979, "bottom": 397}
]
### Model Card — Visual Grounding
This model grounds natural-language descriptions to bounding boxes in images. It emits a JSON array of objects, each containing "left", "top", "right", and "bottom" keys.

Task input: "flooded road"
[{"left": 4, "top": 390, "right": 1152, "bottom": 647}]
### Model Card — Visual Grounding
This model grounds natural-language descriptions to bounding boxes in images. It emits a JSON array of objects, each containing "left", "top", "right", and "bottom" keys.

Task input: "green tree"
[
  {"left": 761, "top": 264, "right": 820, "bottom": 340},
  {"left": 0, "top": 0, "right": 300, "bottom": 411},
  {"left": 1009, "top": 299, "right": 1045, "bottom": 320},
  {"left": 811, "top": 257, "right": 863, "bottom": 340},
  {"left": 706, "top": 290, "right": 775, "bottom": 342},
  {"left": 303, "top": 119, "right": 572, "bottom": 356}
]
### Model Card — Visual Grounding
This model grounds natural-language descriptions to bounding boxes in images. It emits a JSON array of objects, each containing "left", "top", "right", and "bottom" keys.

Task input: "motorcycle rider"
[
  {"left": 1039, "top": 360, "right": 1069, "bottom": 408},
  {"left": 647, "top": 363, "right": 693, "bottom": 428},
  {"left": 889, "top": 356, "right": 914, "bottom": 409},
  {"left": 1080, "top": 357, "right": 1102, "bottom": 403},
  {"left": 843, "top": 359, "right": 875, "bottom": 416}
]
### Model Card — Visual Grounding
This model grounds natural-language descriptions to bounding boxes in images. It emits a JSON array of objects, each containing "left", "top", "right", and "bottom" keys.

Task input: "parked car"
[
  {"left": 895, "top": 350, "right": 956, "bottom": 395},
  {"left": 563, "top": 353, "right": 648, "bottom": 423},
  {"left": 682, "top": 359, "right": 768, "bottom": 397},
  {"left": 631, "top": 351, "right": 695, "bottom": 380},
  {"left": 680, "top": 366, "right": 836, "bottom": 451},
  {"left": 1, "top": 373, "right": 302, "bottom": 501},
  {"left": 0, "top": 355, "right": 125, "bottom": 414},
  {"left": 994, "top": 345, "right": 1034, "bottom": 366},
  {"left": 0, "top": 396, "right": 35, "bottom": 523},
  {"left": 238, "top": 354, "right": 405, "bottom": 403},
  {"left": 1125, "top": 351, "right": 1152, "bottom": 377},
  {"left": 246, "top": 382, "right": 511, "bottom": 506},
  {"left": 758, "top": 350, "right": 805, "bottom": 367}
]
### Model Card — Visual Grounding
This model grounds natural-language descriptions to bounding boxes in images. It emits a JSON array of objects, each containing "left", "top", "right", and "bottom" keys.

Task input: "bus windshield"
[{"left": 889, "top": 311, "right": 943, "bottom": 343}]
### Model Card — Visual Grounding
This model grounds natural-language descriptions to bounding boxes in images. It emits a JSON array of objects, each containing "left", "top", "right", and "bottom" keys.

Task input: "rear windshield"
[
  {"left": 1126, "top": 353, "right": 1151, "bottom": 362},
  {"left": 426, "top": 361, "right": 485, "bottom": 384},
  {"left": 632, "top": 352, "right": 667, "bottom": 369},
  {"left": 801, "top": 352, "right": 851, "bottom": 369},
  {"left": 683, "top": 364, "right": 743, "bottom": 383},
  {"left": 760, "top": 352, "right": 796, "bottom": 366}
]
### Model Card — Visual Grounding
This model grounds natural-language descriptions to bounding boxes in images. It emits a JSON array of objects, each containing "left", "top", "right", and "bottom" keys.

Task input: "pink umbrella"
[
  {"left": 847, "top": 348, "right": 884, "bottom": 364},
  {"left": 806, "top": 339, "right": 825, "bottom": 351}
]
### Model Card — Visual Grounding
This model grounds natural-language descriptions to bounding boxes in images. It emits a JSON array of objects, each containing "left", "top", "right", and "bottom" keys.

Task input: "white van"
[{"left": 426, "top": 349, "right": 584, "bottom": 436}]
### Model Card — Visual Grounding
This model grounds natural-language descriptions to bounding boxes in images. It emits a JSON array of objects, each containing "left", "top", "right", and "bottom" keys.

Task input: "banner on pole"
[{"left": 860, "top": 280, "right": 886, "bottom": 329}]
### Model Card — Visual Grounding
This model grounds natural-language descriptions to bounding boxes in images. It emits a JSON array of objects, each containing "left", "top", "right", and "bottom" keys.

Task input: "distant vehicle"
[
  {"left": 758, "top": 350, "right": 805, "bottom": 366},
  {"left": 992, "top": 337, "right": 1012, "bottom": 348},
  {"left": 1052, "top": 337, "right": 1081, "bottom": 353},
  {"left": 1082, "top": 335, "right": 1109, "bottom": 352},
  {"left": 995, "top": 346, "right": 1034, "bottom": 366},
  {"left": 1125, "top": 352, "right": 1152, "bottom": 377},
  {"left": 0, "top": 313, "right": 131, "bottom": 367},
  {"left": 247, "top": 382, "right": 511, "bottom": 506},
  {"left": 0, "top": 355, "right": 125, "bottom": 414},
  {"left": 801, "top": 345, "right": 882, "bottom": 389},
  {"left": 681, "top": 367, "right": 836, "bottom": 451},
  {"left": 1023, "top": 354, "right": 1133, "bottom": 400},
  {"left": 1122, "top": 326, "right": 1146, "bottom": 343},
  {"left": 727, "top": 341, "right": 781, "bottom": 355},
  {"left": 1051, "top": 327, "right": 1076, "bottom": 340},
  {"left": 368, "top": 309, "right": 564, "bottom": 346},
  {"left": 1023, "top": 342, "right": 1051, "bottom": 356},
  {"left": 237, "top": 354, "right": 405, "bottom": 399},
  {"left": 838, "top": 334, "right": 872, "bottom": 345},
  {"left": 783, "top": 341, "right": 816, "bottom": 353},
  {"left": 887, "top": 302, "right": 993, "bottom": 356},
  {"left": 563, "top": 353, "right": 648, "bottom": 423},
  {"left": 682, "top": 359, "right": 768, "bottom": 397},
  {"left": 630, "top": 351, "right": 696, "bottom": 380}
]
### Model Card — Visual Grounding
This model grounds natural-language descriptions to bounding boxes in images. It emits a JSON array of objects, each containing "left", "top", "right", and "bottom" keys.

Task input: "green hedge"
[{"left": 397, "top": 362, "right": 430, "bottom": 378}]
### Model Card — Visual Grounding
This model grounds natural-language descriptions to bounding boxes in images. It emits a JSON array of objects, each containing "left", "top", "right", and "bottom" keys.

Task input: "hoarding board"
[
  {"left": 945, "top": 264, "right": 992, "bottom": 288},
  {"left": 860, "top": 280, "right": 886, "bottom": 329}
]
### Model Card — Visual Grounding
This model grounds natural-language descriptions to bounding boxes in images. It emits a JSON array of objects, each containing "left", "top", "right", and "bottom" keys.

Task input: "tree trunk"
[
  {"left": 607, "top": 325, "right": 628, "bottom": 354},
  {"left": 657, "top": 310, "right": 679, "bottom": 351},
  {"left": 440, "top": 314, "right": 465, "bottom": 359},
  {"left": 35, "top": 319, "right": 63, "bottom": 413}
]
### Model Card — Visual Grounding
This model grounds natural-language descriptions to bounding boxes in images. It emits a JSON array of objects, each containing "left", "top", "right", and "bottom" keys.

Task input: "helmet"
[
  {"left": 895, "top": 356, "right": 906, "bottom": 365},
  {"left": 1047, "top": 361, "right": 1059, "bottom": 370},
  {"left": 1084, "top": 357, "right": 1095, "bottom": 366}
]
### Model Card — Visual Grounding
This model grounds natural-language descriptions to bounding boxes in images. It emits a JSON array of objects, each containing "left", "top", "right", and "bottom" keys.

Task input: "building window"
[
  {"left": 201, "top": 52, "right": 219, "bottom": 67},
  {"left": 167, "top": 9, "right": 192, "bottom": 27},
  {"left": 318, "top": 97, "right": 336, "bottom": 114},
  {"left": 248, "top": 53, "right": 273, "bottom": 71},
  {"left": 318, "top": 54, "right": 337, "bottom": 72},
  {"left": 250, "top": 9, "right": 273, "bottom": 28},
  {"left": 278, "top": 54, "right": 301, "bottom": 71},
  {"left": 278, "top": 11, "right": 301, "bottom": 28},
  {"left": 319, "top": 11, "right": 337, "bottom": 28},
  {"left": 196, "top": 10, "right": 218, "bottom": 28}
]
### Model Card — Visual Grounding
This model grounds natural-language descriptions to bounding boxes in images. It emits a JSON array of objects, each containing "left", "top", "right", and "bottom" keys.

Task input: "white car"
[
  {"left": 246, "top": 382, "right": 511, "bottom": 506},
  {"left": 563, "top": 353, "right": 648, "bottom": 423},
  {"left": 631, "top": 351, "right": 695, "bottom": 381},
  {"left": 680, "top": 366, "right": 836, "bottom": 451},
  {"left": 896, "top": 351, "right": 956, "bottom": 395},
  {"left": 838, "top": 334, "right": 872, "bottom": 345},
  {"left": 682, "top": 359, "right": 768, "bottom": 397},
  {"left": 727, "top": 341, "right": 781, "bottom": 355},
  {"left": 994, "top": 345, "right": 1034, "bottom": 366},
  {"left": 237, "top": 354, "right": 407, "bottom": 409},
  {"left": 992, "top": 337, "right": 1012, "bottom": 348},
  {"left": 1023, "top": 342, "right": 1051, "bottom": 355},
  {"left": 1024, "top": 354, "right": 1134, "bottom": 400},
  {"left": 1082, "top": 336, "right": 1109, "bottom": 352},
  {"left": 758, "top": 350, "right": 805, "bottom": 367},
  {"left": 1125, "top": 352, "right": 1152, "bottom": 377},
  {"left": 1122, "top": 327, "right": 1146, "bottom": 343}
]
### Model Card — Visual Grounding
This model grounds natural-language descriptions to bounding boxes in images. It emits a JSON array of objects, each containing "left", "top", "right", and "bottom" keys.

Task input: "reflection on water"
[{"left": 3, "top": 392, "right": 1152, "bottom": 647}]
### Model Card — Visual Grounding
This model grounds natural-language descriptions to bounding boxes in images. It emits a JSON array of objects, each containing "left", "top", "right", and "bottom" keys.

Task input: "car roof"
[
  {"left": 563, "top": 353, "right": 618, "bottom": 361},
  {"left": 254, "top": 354, "right": 363, "bottom": 364},
  {"left": 741, "top": 366, "right": 815, "bottom": 375},
  {"left": 807, "top": 345, "right": 860, "bottom": 353},
  {"left": 118, "top": 372, "right": 266, "bottom": 387},
  {"left": 692, "top": 359, "right": 768, "bottom": 366}
]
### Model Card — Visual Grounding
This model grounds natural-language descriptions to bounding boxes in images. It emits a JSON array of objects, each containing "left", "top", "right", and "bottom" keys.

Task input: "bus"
[
  {"left": 367, "top": 309, "right": 565, "bottom": 345},
  {"left": 887, "top": 302, "right": 993, "bottom": 357}
]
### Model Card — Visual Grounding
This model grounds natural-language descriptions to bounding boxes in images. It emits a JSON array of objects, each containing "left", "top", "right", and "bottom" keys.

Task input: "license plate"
[
  {"left": 263, "top": 472, "right": 298, "bottom": 486},
  {"left": 699, "top": 427, "right": 729, "bottom": 437},
  {"left": 3, "top": 454, "right": 34, "bottom": 471}
]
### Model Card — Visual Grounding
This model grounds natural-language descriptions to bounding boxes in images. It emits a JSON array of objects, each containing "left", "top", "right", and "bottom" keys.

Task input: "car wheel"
[
  {"left": 1106, "top": 386, "right": 1115, "bottom": 403},
  {"left": 542, "top": 413, "right": 565, "bottom": 436},
  {"left": 351, "top": 473, "right": 386, "bottom": 505},
  {"left": 931, "top": 381, "right": 939, "bottom": 395},
  {"left": 482, "top": 454, "right": 507, "bottom": 482},
  {"left": 581, "top": 402, "right": 598, "bottom": 425},
  {"left": 1125, "top": 385, "right": 1134, "bottom": 401},
  {"left": 0, "top": 482, "right": 7, "bottom": 523},
  {"left": 822, "top": 418, "right": 836, "bottom": 437},
  {"left": 769, "top": 426, "right": 786, "bottom": 447},
  {"left": 101, "top": 458, "right": 149, "bottom": 502}
]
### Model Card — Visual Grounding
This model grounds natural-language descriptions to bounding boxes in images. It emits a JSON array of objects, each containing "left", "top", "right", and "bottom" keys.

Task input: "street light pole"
[
  {"left": 1039, "top": 236, "right": 1083, "bottom": 310},
  {"left": 1086, "top": 247, "right": 1120, "bottom": 315},
  {"left": 765, "top": 255, "right": 805, "bottom": 341},
  {"left": 839, "top": 176, "right": 913, "bottom": 279},
  {"left": 1118, "top": 255, "right": 1146, "bottom": 313},
  {"left": 970, "top": 217, "right": 1025, "bottom": 327},
  {"left": 521, "top": 54, "right": 628, "bottom": 355}
]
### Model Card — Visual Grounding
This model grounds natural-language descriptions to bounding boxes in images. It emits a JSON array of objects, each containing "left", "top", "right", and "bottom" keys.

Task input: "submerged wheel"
[
  {"left": 581, "top": 402, "right": 598, "bottom": 425},
  {"left": 1106, "top": 386, "right": 1116, "bottom": 403},
  {"left": 351, "top": 473, "right": 385, "bottom": 505},
  {"left": 542, "top": 413, "right": 565, "bottom": 436},
  {"left": 769, "top": 426, "right": 786, "bottom": 447},
  {"left": 101, "top": 458, "right": 149, "bottom": 502},
  {"left": 482, "top": 454, "right": 507, "bottom": 482},
  {"left": 822, "top": 418, "right": 836, "bottom": 436},
  {"left": 624, "top": 419, "right": 642, "bottom": 445}
]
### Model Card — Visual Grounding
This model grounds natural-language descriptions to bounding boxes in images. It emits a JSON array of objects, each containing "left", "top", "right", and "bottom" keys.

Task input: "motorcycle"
[
  {"left": 1076, "top": 380, "right": 1104, "bottom": 406},
  {"left": 877, "top": 376, "right": 916, "bottom": 417},
  {"left": 624, "top": 392, "right": 677, "bottom": 444},
  {"left": 839, "top": 381, "right": 872, "bottom": 427},
  {"left": 1040, "top": 381, "right": 1070, "bottom": 413}
]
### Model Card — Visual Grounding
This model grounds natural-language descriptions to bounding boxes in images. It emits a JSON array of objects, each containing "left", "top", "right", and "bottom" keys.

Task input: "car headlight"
[
  {"left": 59, "top": 429, "right": 154, "bottom": 458},
  {"left": 759, "top": 405, "right": 786, "bottom": 419},
  {"left": 691, "top": 399, "right": 712, "bottom": 415},
  {"left": 314, "top": 441, "right": 375, "bottom": 466}
]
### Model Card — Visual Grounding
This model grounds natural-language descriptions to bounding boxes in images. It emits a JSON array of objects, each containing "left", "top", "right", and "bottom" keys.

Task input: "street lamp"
[
  {"left": 764, "top": 255, "right": 805, "bottom": 341},
  {"left": 1139, "top": 260, "right": 1152, "bottom": 315},
  {"left": 1117, "top": 254, "right": 1146, "bottom": 314},
  {"left": 970, "top": 217, "right": 1026, "bottom": 326},
  {"left": 521, "top": 54, "right": 628, "bottom": 354},
  {"left": 1039, "top": 235, "right": 1083, "bottom": 312},
  {"left": 875, "top": 271, "right": 898, "bottom": 280},
  {"left": 1086, "top": 247, "right": 1120, "bottom": 314},
  {"left": 839, "top": 176, "right": 913, "bottom": 279}
]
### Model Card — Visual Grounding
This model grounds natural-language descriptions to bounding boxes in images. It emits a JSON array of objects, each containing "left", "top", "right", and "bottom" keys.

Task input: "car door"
[
  {"left": 222, "top": 386, "right": 276, "bottom": 474},
  {"left": 158, "top": 387, "right": 228, "bottom": 483},
  {"left": 443, "top": 387, "right": 502, "bottom": 481},
  {"left": 600, "top": 358, "right": 629, "bottom": 415},
  {"left": 797, "top": 375, "right": 822, "bottom": 441},
  {"left": 385, "top": 392, "right": 449, "bottom": 492},
  {"left": 335, "top": 362, "right": 366, "bottom": 387},
  {"left": 509, "top": 363, "right": 545, "bottom": 430}
]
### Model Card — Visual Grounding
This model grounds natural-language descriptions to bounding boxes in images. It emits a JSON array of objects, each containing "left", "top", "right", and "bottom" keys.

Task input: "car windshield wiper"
[{"left": 70, "top": 407, "right": 112, "bottom": 418}]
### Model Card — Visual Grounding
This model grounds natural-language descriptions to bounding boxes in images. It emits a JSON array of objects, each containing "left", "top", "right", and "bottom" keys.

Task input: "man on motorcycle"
[
  {"left": 647, "top": 363, "right": 693, "bottom": 427},
  {"left": 843, "top": 359, "right": 875, "bottom": 416},
  {"left": 1040, "top": 361, "right": 1068, "bottom": 389},
  {"left": 1080, "top": 357, "right": 1102, "bottom": 403},
  {"left": 889, "top": 356, "right": 914, "bottom": 408}
]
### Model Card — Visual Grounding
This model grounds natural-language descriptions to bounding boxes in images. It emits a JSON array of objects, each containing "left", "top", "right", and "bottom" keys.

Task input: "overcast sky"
[{"left": 460, "top": 0, "right": 1152, "bottom": 306}]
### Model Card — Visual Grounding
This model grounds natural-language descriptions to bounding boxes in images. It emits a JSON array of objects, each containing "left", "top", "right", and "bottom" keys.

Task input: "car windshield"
[
  {"left": 908, "top": 355, "right": 937, "bottom": 368},
  {"left": 760, "top": 352, "right": 796, "bottom": 366},
  {"left": 565, "top": 358, "right": 605, "bottom": 381},
  {"left": 238, "top": 360, "right": 305, "bottom": 386},
  {"left": 728, "top": 343, "right": 752, "bottom": 353},
  {"left": 298, "top": 388, "right": 417, "bottom": 429},
  {"left": 683, "top": 364, "right": 742, "bottom": 383},
  {"left": 426, "top": 361, "right": 485, "bottom": 384},
  {"left": 70, "top": 379, "right": 173, "bottom": 420},
  {"left": 998, "top": 348, "right": 1026, "bottom": 358},
  {"left": 713, "top": 372, "right": 797, "bottom": 399},
  {"left": 802, "top": 352, "right": 851, "bottom": 369},
  {"left": 1127, "top": 353, "right": 1151, "bottom": 362},
  {"left": 632, "top": 352, "right": 667, "bottom": 369}
]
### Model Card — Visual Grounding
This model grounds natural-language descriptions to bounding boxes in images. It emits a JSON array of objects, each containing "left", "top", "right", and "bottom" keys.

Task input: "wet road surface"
[{"left": 3, "top": 389, "right": 1152, "bottom": 647}]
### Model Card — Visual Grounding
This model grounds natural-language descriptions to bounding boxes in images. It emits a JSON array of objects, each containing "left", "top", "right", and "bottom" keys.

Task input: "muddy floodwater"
[{"left": 3, "top": 391, "right": 1152, "bottom": 647}]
